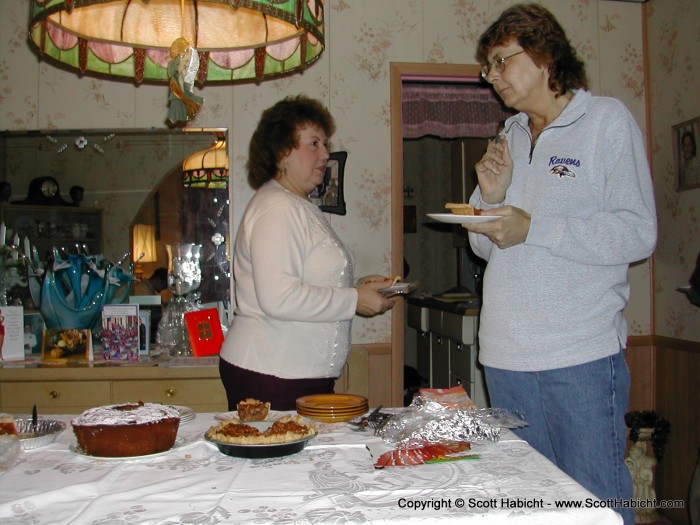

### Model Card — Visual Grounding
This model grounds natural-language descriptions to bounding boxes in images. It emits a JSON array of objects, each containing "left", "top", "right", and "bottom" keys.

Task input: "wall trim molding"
[{"left": 628, "top": 334, "right": 700, "bottom": 353}]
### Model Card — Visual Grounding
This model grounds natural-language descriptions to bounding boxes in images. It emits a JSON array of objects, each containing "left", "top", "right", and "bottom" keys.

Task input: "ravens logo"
[{"left": 550, "top": 165, "right": 576, "bottom": 178}]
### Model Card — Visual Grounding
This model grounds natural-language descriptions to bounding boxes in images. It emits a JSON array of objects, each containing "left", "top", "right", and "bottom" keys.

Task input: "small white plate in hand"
[
  {"left": 379, "top": 282, "right": 418, "bottom": 295},
  {"left": 427, "top": 213, "right": 500, "bottom": 224}
]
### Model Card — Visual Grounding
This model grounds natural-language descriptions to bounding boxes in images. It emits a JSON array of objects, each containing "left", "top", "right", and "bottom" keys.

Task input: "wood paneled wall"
[{"left": 627, "top": 336, "right": 700, "bottom": 525}]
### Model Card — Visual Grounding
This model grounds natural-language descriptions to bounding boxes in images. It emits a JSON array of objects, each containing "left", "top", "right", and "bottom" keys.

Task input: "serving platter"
[
  {"left": 427, "top": 213, "right": 500, "bottom": 224},
  {"left": 205, "top": 421, "right": 317, "bottom": 459},
  {"left": 69, "top": 438, "right": 184, "bottom": 460}
]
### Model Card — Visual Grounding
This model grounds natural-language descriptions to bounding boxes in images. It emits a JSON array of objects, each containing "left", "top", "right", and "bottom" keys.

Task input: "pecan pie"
[{"left": 206, "top": 415, "right": 316, "bottom": 445}]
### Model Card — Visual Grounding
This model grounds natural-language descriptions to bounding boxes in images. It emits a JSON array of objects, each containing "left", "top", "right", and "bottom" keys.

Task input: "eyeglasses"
[{"left": 481, "top": 50, "right": 526, "bottom": 80}]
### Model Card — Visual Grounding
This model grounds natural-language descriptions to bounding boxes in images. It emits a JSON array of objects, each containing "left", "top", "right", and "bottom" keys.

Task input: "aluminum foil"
[{"left": 377, "top": 400, "right": 527, "bottom": 447}]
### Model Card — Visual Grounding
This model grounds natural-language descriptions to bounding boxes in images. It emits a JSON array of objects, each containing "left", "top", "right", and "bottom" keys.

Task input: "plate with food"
[
  {"left": 205, "top": 416, "right": 317, "bottom": 459},
  {"left": 214, "top": 410, "right": 287, "bottom": 422},
  {"left": 427, "top": 213, "right": 500, "bottom": 224},
  {"left": 215, "top": 398, "right": 284, "bottom": 422}
]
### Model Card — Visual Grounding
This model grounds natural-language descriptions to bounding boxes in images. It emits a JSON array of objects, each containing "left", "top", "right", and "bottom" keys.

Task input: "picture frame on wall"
[
  {"left": 673, "top": 117, "right": 700, "bottom": 191},
  {"left": 310, "top": 151, "right": 347, "bottom": 215}
]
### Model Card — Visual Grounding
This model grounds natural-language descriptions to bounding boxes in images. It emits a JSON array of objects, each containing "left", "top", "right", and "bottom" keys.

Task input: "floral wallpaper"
[
  {"left": 646, "top": 0, "right": 700, "bottom": 341},
  {"left": 1, "top": 0, "right": 695, "bottom": 344}
]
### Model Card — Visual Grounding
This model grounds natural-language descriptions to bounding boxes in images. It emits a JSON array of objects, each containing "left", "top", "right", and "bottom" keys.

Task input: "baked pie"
[
  {"left": 445, "top": 203, "right": 483, "bottom": 215},
  {"left": 206, "top": 415, "right": 317, "bottom": 445},
  {"left": 236, "top": 398, "right": 271, "bottom": 422}
]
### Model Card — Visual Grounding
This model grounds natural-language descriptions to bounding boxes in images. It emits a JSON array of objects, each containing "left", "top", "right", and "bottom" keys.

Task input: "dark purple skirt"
[{"left": 218, "top": 357, "right": 336, "bottom": 411}]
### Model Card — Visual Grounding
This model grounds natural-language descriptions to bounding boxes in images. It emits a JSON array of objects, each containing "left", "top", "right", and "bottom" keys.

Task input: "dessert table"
[{"left": 0, "top": 411, "right": 623, "bottom": 525}]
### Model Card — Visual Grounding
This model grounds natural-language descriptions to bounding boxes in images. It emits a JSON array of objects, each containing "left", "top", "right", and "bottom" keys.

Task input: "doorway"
[{"left": 389, "top": 63, "right": 509, "bottom": 400}]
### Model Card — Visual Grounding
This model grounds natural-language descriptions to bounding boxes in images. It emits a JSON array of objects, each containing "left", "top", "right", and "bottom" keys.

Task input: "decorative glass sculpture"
[
  {"left": 157, "top": 243, "right": 202, "bottom": 357},
  {"left": 28, "top": 249, "right": 134, "bottom": 331}
]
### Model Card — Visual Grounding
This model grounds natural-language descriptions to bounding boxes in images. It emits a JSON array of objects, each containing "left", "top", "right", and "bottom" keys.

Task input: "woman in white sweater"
[
  {"left": 463, "top": 5, "right": 657, "bottom": 525},
  {"left": 219, "top": 95, "right": 395, "bottom": 410}
]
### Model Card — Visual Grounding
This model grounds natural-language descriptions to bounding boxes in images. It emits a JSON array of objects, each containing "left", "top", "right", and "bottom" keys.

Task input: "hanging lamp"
[
  {"left": 29, "top": 1, "right": 325, "bottom": 121},
  {"left": 182, "top": 129, "right": 229, "bottom": 188}
]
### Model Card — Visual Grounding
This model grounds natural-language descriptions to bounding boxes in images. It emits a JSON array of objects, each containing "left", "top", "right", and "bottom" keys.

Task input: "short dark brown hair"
[
  {"left": 476, "top": 3, "right": 588, "bottom": 96},
  {"left": 247, "top": 95, "right": 336, "bottom": 189}
]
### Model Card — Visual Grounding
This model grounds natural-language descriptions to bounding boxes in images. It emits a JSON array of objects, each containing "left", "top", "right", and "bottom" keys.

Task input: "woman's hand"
[
  {"left": 462, "top": 205, "right": 531, "bottom": 249},
  {"left": 355, "top": 277, "right": 396, "bottom": 317},
  {"left": 475, "top": 136, "right": 514, "bottom": 204}
]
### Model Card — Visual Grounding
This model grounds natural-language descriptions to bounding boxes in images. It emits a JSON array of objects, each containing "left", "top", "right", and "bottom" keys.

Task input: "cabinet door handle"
[
  {"left": 49, "top": 390, "right": 59, "bottom": 399},
  {"left": 165, "top": 388, "right": 175, "bottom": 397}
]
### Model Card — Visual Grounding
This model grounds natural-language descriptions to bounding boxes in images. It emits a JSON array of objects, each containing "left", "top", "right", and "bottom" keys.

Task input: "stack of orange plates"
[{"left": 296, "top": 394, "right": 369, "bottom": 423}]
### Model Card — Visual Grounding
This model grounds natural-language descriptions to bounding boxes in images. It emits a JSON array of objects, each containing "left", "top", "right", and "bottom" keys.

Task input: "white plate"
[
  {"left": 427, "top": 213, "right": 500, "bottom": 224},
  {"left": 169, "top": 405, "right": 195, "bottom": 424},
  {"left": 214, "top": 410, "right": 286, "bottom": 422},
  {"left": 378, "top": 281, "right": 418, "bottom": 295},
  {"left": 69, "top": 438, "right": 184, "bottom": 460}
]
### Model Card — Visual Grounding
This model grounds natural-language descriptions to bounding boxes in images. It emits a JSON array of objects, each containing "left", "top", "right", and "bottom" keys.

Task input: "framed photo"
[
  {"left": 310, "top": 151, "right": 347, "bottom": 215},
  {"left": 0, "top": 306, "right": 24, "bottom": 361},
  {"left": 101, "top": 304, "right": 140, "bottom": 361},
  {"left": 41, "top": 329, "right": 92, "bottom": 364},
  {"left": 138, "top": 310, "right": 151, "bottom": 356},
  {"left": 23, "top": 311, "right": 45, "bottom": 355},
  {"left": 673, "top": 117, "right": 700, "bottom": 191}
]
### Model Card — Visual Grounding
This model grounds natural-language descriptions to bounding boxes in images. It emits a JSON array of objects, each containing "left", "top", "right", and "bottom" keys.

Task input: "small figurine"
[{"left": 167, "top": 37, "right": 204, "bottom": 124}]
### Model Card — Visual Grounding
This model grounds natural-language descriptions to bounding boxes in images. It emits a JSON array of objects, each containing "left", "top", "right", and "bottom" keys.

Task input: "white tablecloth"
[{"left": 0, "top": 412, "right": 623, "bottom": 525}]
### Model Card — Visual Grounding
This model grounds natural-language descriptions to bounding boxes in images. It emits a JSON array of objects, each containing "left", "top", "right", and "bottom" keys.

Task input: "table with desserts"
[{"left": 0, "top": 408, "right": 624, "bottom": 525}]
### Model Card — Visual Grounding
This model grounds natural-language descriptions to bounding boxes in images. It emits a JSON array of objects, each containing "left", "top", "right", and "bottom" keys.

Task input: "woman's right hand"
[
  {"left": 355, "top": 278, "right": 395, "bottom": 317},
  {"left": 475, "top": 136, "right": 513, "bottom": 204}
]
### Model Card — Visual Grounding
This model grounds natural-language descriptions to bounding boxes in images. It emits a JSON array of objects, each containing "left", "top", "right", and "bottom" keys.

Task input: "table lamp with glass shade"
[{"left": 131, "top": 223, "right": 157, "bottom": 279}]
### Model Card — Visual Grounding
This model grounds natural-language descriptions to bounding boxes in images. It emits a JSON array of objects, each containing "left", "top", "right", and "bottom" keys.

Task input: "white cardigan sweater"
[{"left": 219, "top": 180, "right": 358, "bottom": 379}]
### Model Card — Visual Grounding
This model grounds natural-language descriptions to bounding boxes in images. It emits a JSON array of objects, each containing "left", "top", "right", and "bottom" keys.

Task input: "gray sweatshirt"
[{"left": 469, "top": 90, "right": 657, "bottom": 372}]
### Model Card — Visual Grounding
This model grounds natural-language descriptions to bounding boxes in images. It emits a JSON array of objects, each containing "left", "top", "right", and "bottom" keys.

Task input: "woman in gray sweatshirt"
[{"left": 464, "top": 5, "right": 657, "bottom": 525}]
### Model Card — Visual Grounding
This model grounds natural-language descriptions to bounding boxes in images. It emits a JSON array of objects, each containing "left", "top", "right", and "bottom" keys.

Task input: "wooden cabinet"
[
  {"left": 0, "top": 204, "right": 102, "bottom": 259},
  {"left": 0, "top": 365, "right": 227, "bottom": 414},
  {"left": 407, "top": 302, "right": 489, "bottom": 408},
  {"left": 0, "top": 347, "right": 373, "bottom": 414}
]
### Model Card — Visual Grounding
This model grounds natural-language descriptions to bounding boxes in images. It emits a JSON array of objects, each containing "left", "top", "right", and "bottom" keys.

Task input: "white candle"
[
  {"left": 13, "top": 233, "right": 20, "bottom": 247},
  {"left": 0, "top": 222, "right": 5, "bottom": 246},
  {"left": 24, "top": 237, "right": 31, "bottom": 258}
]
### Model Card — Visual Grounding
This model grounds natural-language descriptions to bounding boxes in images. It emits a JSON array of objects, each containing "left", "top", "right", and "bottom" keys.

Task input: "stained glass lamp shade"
[
  {"left": 182, "top": 130, "right": 228, "bottom": 188},
  {"left": 29, "top": 0, "right": 325, "bottom": 85}
]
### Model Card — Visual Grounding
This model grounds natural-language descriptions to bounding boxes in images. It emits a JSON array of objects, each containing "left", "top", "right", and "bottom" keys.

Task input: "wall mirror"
[{"left": 0, "top": 128, "right": 231, "bottom": 317}]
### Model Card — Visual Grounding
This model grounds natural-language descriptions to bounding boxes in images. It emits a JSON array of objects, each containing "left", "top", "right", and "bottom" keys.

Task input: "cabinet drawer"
[
  {"left": 442, "top": 312, "right": 476, "bottom": 344},
  {"left": 112, "top": 378, "right": 227, "bottom": 412},
  {"left": 407, "top": 304, "right": 428, "bottom": 331},
  {"left": 449, "top": 341, "right": 472, "bottom": 380},
  {"left": 1, "top": 381, "right": 110, "bottom": 413}
]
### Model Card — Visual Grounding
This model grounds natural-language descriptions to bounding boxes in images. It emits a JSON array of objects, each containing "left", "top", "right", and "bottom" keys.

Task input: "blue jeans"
[{"left": 485, "top": 351, "right": 634, "bottom": 525}]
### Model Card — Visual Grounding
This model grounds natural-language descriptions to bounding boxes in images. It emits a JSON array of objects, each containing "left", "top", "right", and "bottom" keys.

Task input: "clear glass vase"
[{"left": 157, "top": 243, "right": 202, "bottom": 357}]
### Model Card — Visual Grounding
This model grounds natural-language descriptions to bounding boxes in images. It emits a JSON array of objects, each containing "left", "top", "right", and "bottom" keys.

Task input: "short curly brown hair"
[
  {"left": 247, "top": 95, "right": 336, "bottom": 190},
  {"left": 476, "top": 3, "right": 587, "bottom": 97}
]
